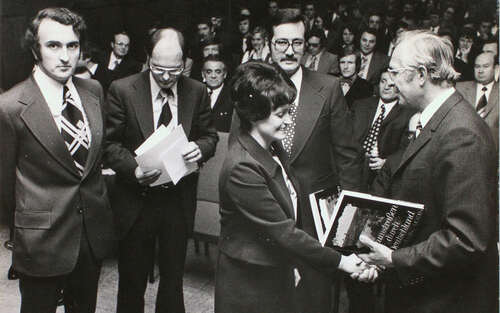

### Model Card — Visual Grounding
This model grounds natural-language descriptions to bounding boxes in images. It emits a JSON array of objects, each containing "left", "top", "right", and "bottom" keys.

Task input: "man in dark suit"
[
  {"left": 359, "top": 30, "right": 498, "bottom": 313},
  {"left": 94, "top": 30, "right": 141, "bottom": 92},
  {"left": 300, "top": 28, "right": 339, "bottom": 75},
  {"left": 352, "top": 70, "right": 416, "bottom": 191},
  {"left": 338, "top": 50, "right": 373, "bottom": 108},
  {"left": 0, "top": 7, "right": 114, "bottom": 313},
  {"left": 358, "top": 28, "right": 390, "bottom": 86},
  {"left": 456, "top": 52, "right": 499, "bottom": 149},
  {"left": 201, "top": 55, "right": 233, "bottom": 132},
  {"left": 266, "top": 9, "right": 362, "bottom": 313},
  {"left": 104, "top": 28, "right": 218, "bottom": 313}
]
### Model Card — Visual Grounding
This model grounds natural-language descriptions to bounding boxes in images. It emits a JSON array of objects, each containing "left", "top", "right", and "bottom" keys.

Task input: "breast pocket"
[{"left": 15, "top": 211, "right": 52, "bottom": 229}]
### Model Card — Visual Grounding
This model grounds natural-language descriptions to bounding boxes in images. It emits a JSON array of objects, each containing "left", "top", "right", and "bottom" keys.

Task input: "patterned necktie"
[
  {"left": 157, "top": 88, "right": 173, "bottom": 127},
  {"left": 308, "top": 55, "right": 317, "bottom": 71},
  {"left": 415, "top": 120, "right": 423, "bottom": 138},
  {"left": 363, "top": 103, "right": 385, "bottom": 154},
  {"left": 476, "top": 86, "right": 488, "bottom": 112},
  {"left": 359, "top": 55, "right": 368, "bottom": 78},
  {"left": 283, "top": 103, "right": 298, "bottom": 157},
  {"left": 61, "top": 86, "right": 89, "bottom": 175}
]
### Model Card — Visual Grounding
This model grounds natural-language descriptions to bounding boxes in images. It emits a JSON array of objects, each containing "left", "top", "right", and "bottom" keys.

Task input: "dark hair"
[
  {"left": 231, "top": 62, "right": 296, "bottom": 132},
  {"left": 24, "top": 7, "right": 86, "bottom": 62},
  {"left": 270, "top": 8, "right": 305, "bottom": 34},
  {"left": 111, "top": 30, "right": 130, "bottom": 43},
  {"left": 201, "top": 37, "right": 222, "bottom": 51},
  {"left": 457, "top": 27, "right": 476, "bottom": 41},
  {"left": 197, "top": 17, "right": 212, "bottom": 28},
  {"left": 360, "top": 27, "right": 378, "bottom": 40},
  {"left": 338, "top": 49, "right": 362, "bottom": 72},
  {"left": 202, "top": 54, "right": 227, "bottom": 70},
  {"left": 306, "top": 27, "right": 326, "bottom": 46},
  {"left": 145, "top": 27, "right": 186, "bottom": 59}
]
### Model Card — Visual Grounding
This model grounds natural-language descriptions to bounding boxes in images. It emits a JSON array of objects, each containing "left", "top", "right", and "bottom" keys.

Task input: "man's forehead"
[
  {"left": 272, "top": 22, "right": 305, "bottom": 39},
  {"left": 204, "top": 61, "right": 225, "bottom": 70},
  {"left": 115, "top": 34, "right": 129, "bottom": 42},
  {"left": 38, "top": 18, "right": 79, "bottom": 41}
]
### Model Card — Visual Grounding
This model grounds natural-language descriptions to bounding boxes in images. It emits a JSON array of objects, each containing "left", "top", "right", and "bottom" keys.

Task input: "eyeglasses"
[
  {"left": 387, "top": 66, "right": 415, "bottom": 78},
  {"left": 150, "top": 64, "right": 184, "bottom": 76},
  {"left": 114, "top": 42, "right": 129, "bottom": 47},
  {"left": 307, "top": 42, "right": 321, "bottom": 48},
  {"left": 272, "top": 39, "right": 304, "bottom": 53}
]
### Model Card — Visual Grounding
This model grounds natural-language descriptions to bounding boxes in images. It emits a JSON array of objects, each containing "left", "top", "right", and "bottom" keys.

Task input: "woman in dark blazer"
[{"left": 215, "top": 62, "right": 377, "bottom": 313}]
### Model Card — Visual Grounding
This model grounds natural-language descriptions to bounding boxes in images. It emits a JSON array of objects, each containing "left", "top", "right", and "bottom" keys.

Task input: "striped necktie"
[{"left": 61, "top": 85, "right": 89, "bottom": 175}]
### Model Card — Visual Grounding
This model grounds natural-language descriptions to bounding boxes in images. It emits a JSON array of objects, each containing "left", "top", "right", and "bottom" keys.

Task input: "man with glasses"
[
  {"left": 95, "top": 30, "right": 141, "bottom": 92},
  {"left": 300, "top": 28, "right": 339, "bottom": 75},
  {"left": 104, "top": 28, "right": 218, "bottom": 313},
  {"left": 268, "top": 8, "right": 362, "bottom": 313},
  {"left": 359, "top": 30, "right": 498, "bottom": 313}
]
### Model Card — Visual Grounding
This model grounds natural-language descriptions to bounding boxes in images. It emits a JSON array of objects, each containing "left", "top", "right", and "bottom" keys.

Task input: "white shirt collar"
[
  {"left": 420, "top": 87, "right": 455, "bottom": 128},
  {"left": 149, "top": 71, "right": 178, "bottom": 101},
  {"left": 208, "top": 84, "right": 224, "bottom": 109},
  {"left": 290, "top": 67, "right": 303, "bottom": 106},
  {"left": 476, "top": 81, "right": 495, "bottom": 105}
]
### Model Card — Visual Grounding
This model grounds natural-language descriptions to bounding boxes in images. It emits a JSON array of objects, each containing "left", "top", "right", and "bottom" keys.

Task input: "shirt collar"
[
  {"left": 378, "top": 98, "right": 398, "bottom": 113},
  {"left": 420, "top": 87, "right": 455, "bottom": 128},
  {"left": 477, "top": 80, "right": 494, "bottom": 91},
  {"left": 33, "top": 65, "right": 74, "bottom": 98},
  {"left": 208, "top": 83, "right": 224, "bottom": 93},
  {"left": 149, "top": 71, "right": 178, "bottom": 101},
  {"left": 290, "top": 66, "right": 303, "bottom": 91}
]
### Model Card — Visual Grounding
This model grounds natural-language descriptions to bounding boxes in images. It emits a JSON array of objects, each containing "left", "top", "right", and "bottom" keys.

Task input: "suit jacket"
[
  {"left": 455, "top": 80, "right": 499, "bottom": 149},
  {"left": 211, "top": 84, "right": 233, "bottom": 132},
  {"left": 365, "top": 52, "right": 390, "bottom": 85},
  {"left": 300, "top": 51, "right": 339, "bottom": 75},
  {"left": 344, "top": 76, "right": 374, "bottom": 109},
  {"left": 94, "top": 53, "right": 141, "bottom": 92},
  {"left": 104, "top": 71, "right": 218, "bottom": 238},
  {"left": 376, "top": 92, "right": 498, "bottom": 313},
  {"left": 0, "top": 76, "right": 115, "bottom": 277},
  {"left": 351, "top": 96, "right": 417, "bottom": 189}
]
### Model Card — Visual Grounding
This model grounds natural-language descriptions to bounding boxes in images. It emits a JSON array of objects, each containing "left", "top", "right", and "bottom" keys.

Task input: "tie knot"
[
  {"left": 482, "top": 86, "right": 488, "bottom": 92},
  {"left": 159, "top": 88, "right": 173, "bottom": 99},
  {"left": 416, "top": 120, "right": 423, "bottom": 131},
  {"left": 63, "top": 85, "right": 72, "bottom": 101}
]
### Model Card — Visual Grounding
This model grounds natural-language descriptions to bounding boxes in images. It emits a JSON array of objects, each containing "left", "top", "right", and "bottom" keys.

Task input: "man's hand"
[
  {"left": 368, "top": 156, "right": 386, "bottom": 171},
  {"left": 135, "top": 166, "right": 161, "bottom": 186},
  {"left": 350, "top": 266, "right": 379, "bottom": 283},
  {"left": 357, "top": 235, "right": 394, "bottom": 267},
  {"left": 339, "top": 254, "right": 379, "bottom": 283},
  {"left": 182, "top": 141, "right": 202, "bottom": 163}
]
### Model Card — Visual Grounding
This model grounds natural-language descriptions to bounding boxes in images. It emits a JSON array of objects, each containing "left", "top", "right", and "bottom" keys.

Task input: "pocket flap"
[{"left": 15, "top": 211, "right": 52, "bottom": 229}]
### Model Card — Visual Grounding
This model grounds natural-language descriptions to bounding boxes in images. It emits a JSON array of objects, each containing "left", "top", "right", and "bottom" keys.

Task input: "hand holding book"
[{"left": 357, "top": 235, "right": 394, "bottom": 267}]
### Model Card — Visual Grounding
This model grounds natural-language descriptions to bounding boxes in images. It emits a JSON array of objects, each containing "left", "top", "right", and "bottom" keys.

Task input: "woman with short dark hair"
[{"left": 215, "top": 61, "right": 376, "bottom": 313}]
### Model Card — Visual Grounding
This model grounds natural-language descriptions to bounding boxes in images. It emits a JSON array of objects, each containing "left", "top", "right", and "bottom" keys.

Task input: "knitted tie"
[
  {"left": 283, "top": 103, "right": 298, "bottom": 157},
  {"left": 476, "top": 86, "right": 488, "bottom": 112},
  {"left": 157, "top": 88, "right": 173, "bottom": 127},
  {"left": 61, "top": 86, "right": 89, "bottom": 175},
  {"left": 363, "top": 103, "right": 385, "bottom": 154}
]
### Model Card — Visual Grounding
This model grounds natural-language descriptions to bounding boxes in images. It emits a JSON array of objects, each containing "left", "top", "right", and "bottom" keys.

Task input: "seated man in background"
[
  {"left": 338, "top": 49, "right": 373, "bottom": 108},
  {"left": 357, "top": 27, "right": 390, "bottom": 86},
  {"left": 94, "top": 30, "right": 141, "bottom": 92},
  {"left": 202, "top": 55, "right": 233, "bottom": 132},
  {"left": 301, "top": 27, "right": 339, "bottom": 75},
  {"left": 456, "top": 52, "right": 499, "bottom": 149}
]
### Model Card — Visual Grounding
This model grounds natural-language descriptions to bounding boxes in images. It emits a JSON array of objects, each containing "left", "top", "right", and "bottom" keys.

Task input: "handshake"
[{"left": 337, "top": 235, "right": 395, "bottom": 283}]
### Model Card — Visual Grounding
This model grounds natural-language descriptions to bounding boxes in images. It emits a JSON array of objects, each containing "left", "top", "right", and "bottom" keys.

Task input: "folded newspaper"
[
  {"left": 135, "top": 124, "right": 198, "bottom": 186},
  {"left": 309, "top": 190, "right": 424, "bottom": 253}
]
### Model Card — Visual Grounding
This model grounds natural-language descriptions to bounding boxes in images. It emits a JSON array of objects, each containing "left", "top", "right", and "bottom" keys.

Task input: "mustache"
[{"left": 280, "top": 57, "right": 298, "bottom": 62}]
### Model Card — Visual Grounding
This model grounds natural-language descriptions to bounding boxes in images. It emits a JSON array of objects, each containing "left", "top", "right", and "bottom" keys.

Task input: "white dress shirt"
[
  {"left": 272, "top": 155, "right": 297, "bottom": 220},
  {"left": 33, "top": 66, "right": 91, "bottom": 143},
  {"left": 358, "top": 52, "right": 373, "bottom": 79},
  {"left": 420, "top": 87, "right": 455, "bottom": 129},
  {"left": 305, "top": 51, "right": 323, "bottom": 71},
  {"left": 475, "top": 81, "right": 494, "bottom": 108},
  {"left": 149, "top": 72, "right": 178, "bottom": 131},
  {"left": 370, "top": 99, "right": 398, "bottom": 125},
  {"left": 208, "top": 84, "right": 223, "bottom": 109},
  {"left": 107, "top": 52, "right": 122, "bottom": 70}
]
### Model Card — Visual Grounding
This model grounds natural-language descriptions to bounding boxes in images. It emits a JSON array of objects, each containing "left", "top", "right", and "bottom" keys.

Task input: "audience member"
[
  {"left": 387, "top": 21, "right": 409, "bottom": 57},
  {"left": 357, "top": 27, "right": 390, "bottom": 86},
  {"left": 339, "top": 50, "right": 373, "bottom": 108},
  {"left": 215, "top": 61, "right": 376, "bottom": 313},
  {"left": 301, "top": 28, "right": 339, "bottom": 75},
  {"left": 0, "top": 7, "right": 114, "bottom": 312},
  {"left": 94, "top": 30, "right": 141, "bottom": 92},
  {"left": 360, "top": 30, "right": 498, "bottom": 313},
  {"left": 104, "top": 28, "right": 218, "bottom": 313},
  {"left": 303, "top": 1, "right": 316, "bottom": 32},
  {"left": 202, "top": 55, "right": 233, "bottom": 132},
  {"left": 241, "top": 26, "right": 271, "bottom": 63},
  {"left": 231, "top": 14, "right": 252, "bottom": 65},
  {"left": 334, "top": 23, "right": 357, "bottom": 55},
  {"left": 456, "top": 52, "right": 499, "bottom": 149},
  {"left": 454, "top": 27, "right": 479, "bottom": 81}
]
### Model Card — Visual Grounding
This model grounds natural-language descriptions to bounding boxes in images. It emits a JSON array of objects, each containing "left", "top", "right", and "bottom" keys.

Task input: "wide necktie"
[
  {"left": 61, "top": 85, "right": 89, "bottom": 175},
  {"left": 157, "top": 88, "right": 173, "bottom": 127},
  {"left": 283, "top": 103, "right": 298, "bottom": 157},
  {"left": 476, "top": 86, "right": 488, "bottom": 112},
  {"left": 308, "top": 55, "right": 317, "bottom": 71},
  {"left": 359, "top": 55, "right": 368, "bottom": 78},
  {"left": 363, "top": 103, "right": 385, "bottom": 154}
]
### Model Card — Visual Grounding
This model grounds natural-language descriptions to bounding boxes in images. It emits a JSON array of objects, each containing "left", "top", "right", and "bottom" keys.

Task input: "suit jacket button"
[{"left": 78, "top": 208, "right": 83, "bottom": 214}]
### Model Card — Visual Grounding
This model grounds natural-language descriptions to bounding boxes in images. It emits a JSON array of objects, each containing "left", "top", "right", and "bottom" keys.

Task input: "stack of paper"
[{"left": 135, "top": 124, "right": 198, "bottom": 186}]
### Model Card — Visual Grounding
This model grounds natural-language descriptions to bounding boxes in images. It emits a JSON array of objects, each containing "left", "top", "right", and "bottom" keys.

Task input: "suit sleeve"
[
  {"left": 104, "top": 82, "right": 138, "bottom": 182},
  {"left": 392, "top": 128, "right": 497, "bottom": 282},
  {"left": 0, "top": 103, "right": 17, "bottom": 227},
  {"left": 224, "top": 162, "right": 342, "bottom": 271},
  {"left": 328, "top": 81, "right": 364, "bottom": 191},
  {"left": 192, "top": 86, "right": 218, "bottom": 162}
]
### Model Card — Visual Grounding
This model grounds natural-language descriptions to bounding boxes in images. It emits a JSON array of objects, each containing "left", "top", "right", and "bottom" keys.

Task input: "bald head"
[
  {"left": 152, "top": 34, "right": 183, "bottom": 61},
  {"left": 474, "top": 52, "right": 496, "bottom": 85},
  {"left": 146, "top": 27, "right": 185, "bottom": 58},
  {"left": 149, "top": 29, "right": 184, "bottom": 90}
]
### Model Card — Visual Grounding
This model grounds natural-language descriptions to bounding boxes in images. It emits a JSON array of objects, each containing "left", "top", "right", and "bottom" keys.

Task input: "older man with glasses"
[
  {"left": 104, "top": 28, "right": 218, "bottom": 313},
  {"left": 359, "top": 30, "right": 498, "bottom": 313}
]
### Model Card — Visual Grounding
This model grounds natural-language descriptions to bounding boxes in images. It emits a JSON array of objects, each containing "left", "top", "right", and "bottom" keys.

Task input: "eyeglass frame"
[
  {"left": 149, "top": 63, "right": 184, "bottom": 76},
  {"left": 271, "top": 38, "right": 305, "bottom": 53},
  {"left": 387, "top": 66, "right": 416, "bottom": 78}
]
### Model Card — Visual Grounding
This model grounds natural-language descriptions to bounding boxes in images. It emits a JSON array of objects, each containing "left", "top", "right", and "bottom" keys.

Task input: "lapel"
[
  {"left": 19, "top": 76, "right": 80, "bottom": 177},
  {"left": 177, "top": 76, "right": 196, "bottom": 136},
  {"left": 213, "top": 84, "right": 229, "bottom": 112},
  {"left": 73, "top": 78, "right": 102, "bottom": 179},
  {"left": 289, "top": 69, "right": 325, "bottom": 163},
  {"left": 238, "top": 133, "right": 295, "bottom": 219},
  {"left": 392, "top": 92, "right": 462, "bottom": 177},
  {"left": 463, "top": 81, "right": 476, "bottom": 106},
  {"left": 380, "top": 101, "right": 401, "bottom": 128},
  {"left": 361, "top": 98, "right": 379, "bottom": 138},
  {"left": 317, "top": 52, "right": 328, "bottom": 72},
  {"left": 130, "top": 71, "right": 154, "bottom": 139},
  {"left": 482, "top": 81, "right": 499, "bottom": 119}
]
